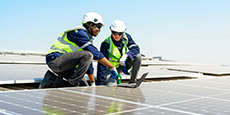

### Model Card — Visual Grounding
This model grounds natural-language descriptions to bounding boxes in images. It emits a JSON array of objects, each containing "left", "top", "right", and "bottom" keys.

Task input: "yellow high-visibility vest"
[
  {"left": 47, "top": 25, "right": 92, "bottom": 54},
  {"left": 102, "top": 33, "right": 129, "bottom": 67}
]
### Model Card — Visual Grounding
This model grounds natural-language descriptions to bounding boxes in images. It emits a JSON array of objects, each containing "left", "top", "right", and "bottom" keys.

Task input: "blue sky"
[{"left": 1, "top": 0, "right": 230, "bottom": 65}]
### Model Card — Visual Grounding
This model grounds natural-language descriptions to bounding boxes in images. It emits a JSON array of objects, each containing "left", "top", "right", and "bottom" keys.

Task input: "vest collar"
[{"left": 84, "top": 25, "right": 93, "bottom": 40}]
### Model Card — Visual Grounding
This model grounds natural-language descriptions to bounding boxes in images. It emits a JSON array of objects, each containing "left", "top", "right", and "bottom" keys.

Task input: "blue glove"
[
  {"left": 122, "top": 66, "right": 130, "bottom": 75},
  {"left": 110, "top": 67, "right": 118, "bottom": 78}
]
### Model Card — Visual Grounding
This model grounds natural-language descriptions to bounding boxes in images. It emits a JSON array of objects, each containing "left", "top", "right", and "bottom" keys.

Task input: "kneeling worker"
[
  {"left": 97, "top": 20, "right": 142, "bottom": 85},
  {"left": 39, "top": 12, "right": 118, "bottom": 88}
]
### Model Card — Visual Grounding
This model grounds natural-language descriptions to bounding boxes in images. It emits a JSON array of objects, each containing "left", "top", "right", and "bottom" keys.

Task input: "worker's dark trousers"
[
  {"left": 125, "top": 53, "right": 142, "bottom": 83},
  {"left": 47, "top": 51, "right": 93, "bottom": 86}
]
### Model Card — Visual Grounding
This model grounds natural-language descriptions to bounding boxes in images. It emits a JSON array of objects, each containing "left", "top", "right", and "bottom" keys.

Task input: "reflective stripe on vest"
[
  {"left": 47, "top": 25, "right": 92, "bottom": 54},
  {"left": 104, "top": 33, "right": 129, "bottom": 67}
]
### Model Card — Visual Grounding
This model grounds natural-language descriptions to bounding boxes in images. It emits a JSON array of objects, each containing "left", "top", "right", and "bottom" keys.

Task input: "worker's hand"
[
  {"left": 122, "top": 66, "right": 130, "bottom": 75},
  {"left": 119, "top": 54, "right": 128, "bottom": 66},
  {"left": 110, "top": 67, "right": 118, "bottom": 78}
]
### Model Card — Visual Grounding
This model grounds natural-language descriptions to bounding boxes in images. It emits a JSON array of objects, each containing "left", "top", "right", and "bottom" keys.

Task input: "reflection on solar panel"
[{"left": 1, "top": 75, "right": 230, "bottom": 115}]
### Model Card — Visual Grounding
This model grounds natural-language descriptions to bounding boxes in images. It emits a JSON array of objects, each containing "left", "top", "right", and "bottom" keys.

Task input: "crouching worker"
[
  {"left": 39, "top": 12, "right": 118, "bottom": 88},
  {"left": 97, "top": 20, "right": 142, "bottom": 86}
]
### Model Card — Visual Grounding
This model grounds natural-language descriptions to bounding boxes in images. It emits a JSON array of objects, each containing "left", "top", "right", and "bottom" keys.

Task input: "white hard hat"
[
  {"left": 110, "top": 20, "right": 126, "bottom": 32},
  {"left": 82, "top": 12, "right": 104, "bottom": 26}
]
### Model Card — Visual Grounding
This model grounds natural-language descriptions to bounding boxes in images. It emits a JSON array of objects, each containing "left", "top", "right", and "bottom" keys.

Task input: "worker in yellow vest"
[
  {"left": 97, "top": 20, "right": 142, "bottom": 85},
  {"left": 39, "top": 12, "right": 118, "bottom": 88}
]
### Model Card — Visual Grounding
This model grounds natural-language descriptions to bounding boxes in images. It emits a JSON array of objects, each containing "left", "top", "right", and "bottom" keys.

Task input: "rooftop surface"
[{"left": 0, "top": 52, "right": 230, "bottom": 115}]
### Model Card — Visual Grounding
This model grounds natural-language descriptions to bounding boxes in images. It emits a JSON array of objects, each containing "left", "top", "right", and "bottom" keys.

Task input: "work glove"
[
  {"left": 122, "top": 66, "right": 130, "bottom": 75},
  {"left": 119, "top": 54, "right": 128, "bottom": 66},
  {"left": 110, "top": 67, "right": 118, "bottom": 78}
]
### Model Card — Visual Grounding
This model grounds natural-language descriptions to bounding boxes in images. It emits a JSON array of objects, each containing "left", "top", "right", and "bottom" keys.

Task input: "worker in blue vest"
[
  {"left": 39, "top": 12, "right": 118, "bottom": 88},
  {"left": 97, "top": 20, "right": 142, "bottom": 85}
]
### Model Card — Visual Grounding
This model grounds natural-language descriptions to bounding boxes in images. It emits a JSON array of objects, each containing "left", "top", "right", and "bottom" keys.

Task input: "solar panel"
[
  {"left": 166, "top": 65, "right": 230, "bottom": 75},
  {"left": 0, "top": 63, "right": 201, "bottom": 85},
  {"left": 83, "top": 63, "right": 200, "bottom": 81},
  {"left": 0, "top": 55, "right": 45, "bottom": 63},
  {"left": 0, "top": 64, "right": 47, "bottom": 84},
  {"left": 0, "top": 63, "right": 191, "bottom": 88},
  {"left": 1, "top": 75, "right": 230, "bottom": 115},
  {"left": 0, "top": 55, "right": 203, "bottom": 85},
  {"left": 0, "top": 79, "right": 14, "bottom": 85},
  {"left": 118, "top": 66, "right": 201, "bottom": 79},
  {"left": 141, "top": 60, "right": 197, "bottom": 66}
]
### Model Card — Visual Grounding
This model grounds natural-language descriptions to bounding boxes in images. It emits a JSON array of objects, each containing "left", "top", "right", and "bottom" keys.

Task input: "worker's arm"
[
  {"left": 98, "top": 57, "right": 118, "bottom": 81},
  {"left": 87, "top": 74, "right": 95, "bottom": 86},
  {"left": 67, "top": 30, "right": 105, "bottom": 60},
  {"left": 98, "top": 57, "right": 115, "bottom": 69},
  {"left": 97, "top": 41, "right": 116, "bottom": 85},
  {"left": 125, "top": 33, "right": 140, "bottom": 61},
  {"left": 85, "top": 63, "right": 96, "bottom": 86},
  {"left": 88, "top": 74, "right": 95, "bottom": 82}
]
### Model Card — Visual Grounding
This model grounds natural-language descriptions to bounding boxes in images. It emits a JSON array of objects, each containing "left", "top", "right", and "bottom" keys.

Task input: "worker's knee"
[
  {"left": 135, "top": 54, "right": 142, "bottom": 63},
  {"left": 85, "top": 51, "right": 93, "bottom": 62}
]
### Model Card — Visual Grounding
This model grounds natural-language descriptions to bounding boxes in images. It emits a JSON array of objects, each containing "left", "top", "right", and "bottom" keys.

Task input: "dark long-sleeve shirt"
[
  {"left": 97, "top": 32, "right": 140, "bottom": 85},
  {"left": 46, "top": 26, "right": 104, "bottom": 74}
]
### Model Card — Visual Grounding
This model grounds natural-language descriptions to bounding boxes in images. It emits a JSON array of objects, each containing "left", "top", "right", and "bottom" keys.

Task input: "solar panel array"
[
  {"left": 2, "top": 54, "right": 229, "bottom": 85},
  {"left": 0, "top": 64, "right": 198, "bottom": 85},
  {"left": 1, "top": 75, "right": 230, "bottom": 115},
  {"left": 0, "top": 62, "right": 200, "bottom": 85},
  {"left": 1, "top": 53, "right": 230, "bottom": 114}
]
